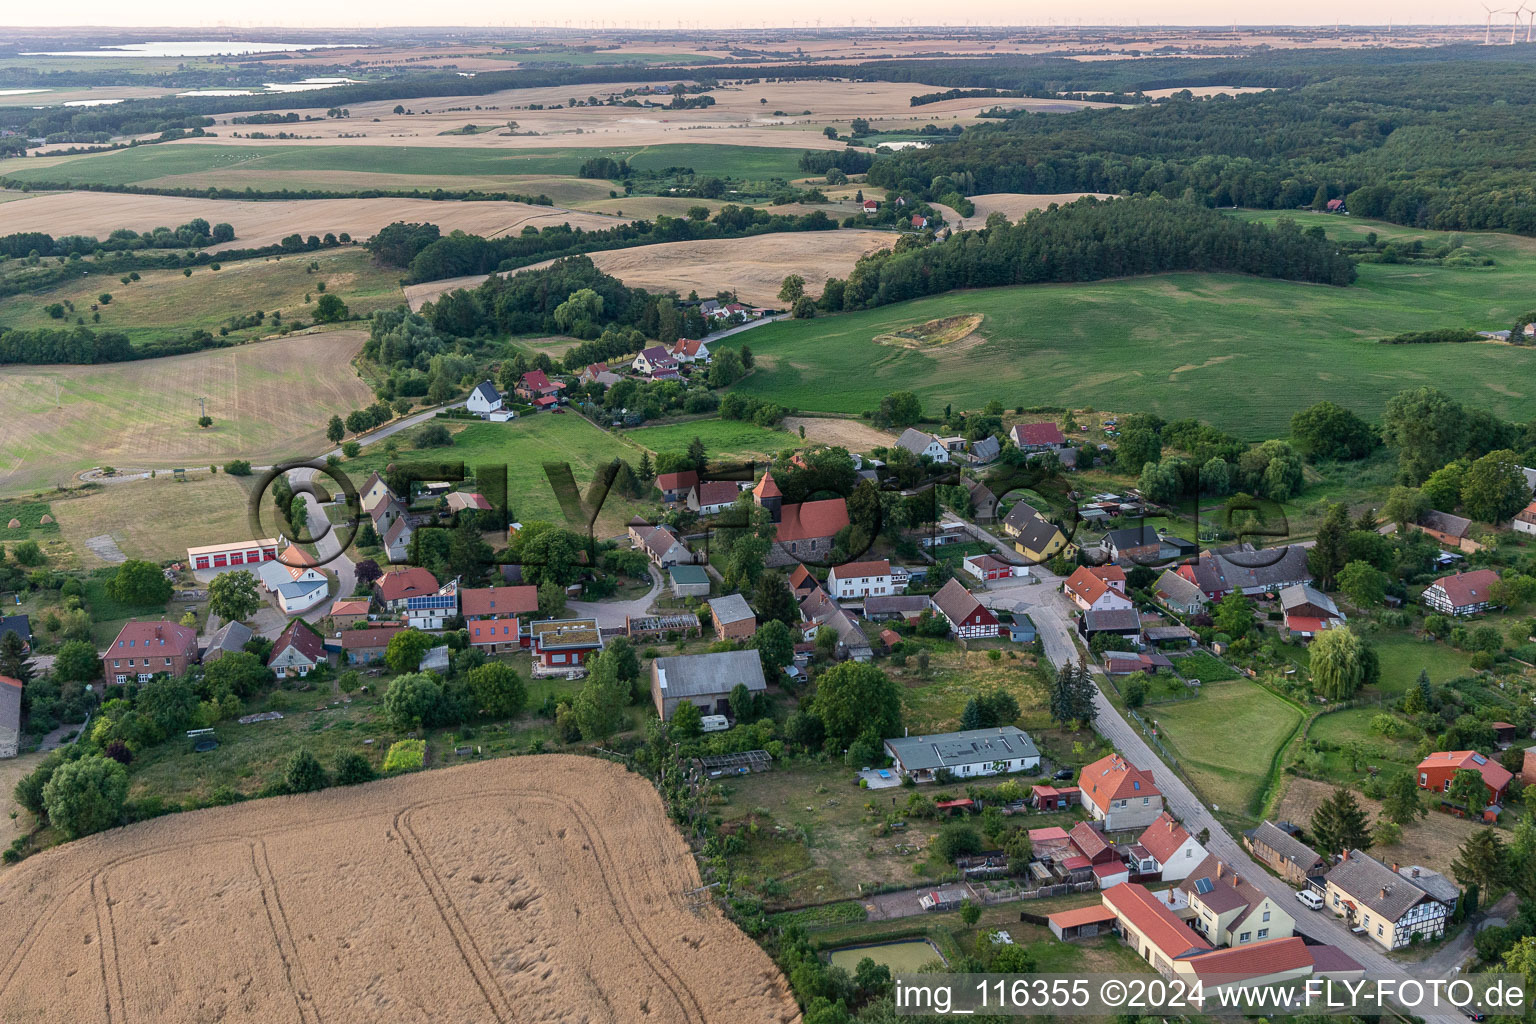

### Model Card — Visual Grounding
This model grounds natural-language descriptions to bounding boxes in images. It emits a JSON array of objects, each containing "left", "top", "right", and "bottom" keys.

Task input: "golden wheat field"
[{"left": 0, "top": 755, "right": 799, "bottom": 1024}]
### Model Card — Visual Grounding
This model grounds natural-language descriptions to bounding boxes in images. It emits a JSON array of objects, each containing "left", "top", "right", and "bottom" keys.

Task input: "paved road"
[
  {"left": 292, "top": 470, "right": 355, "bottom": 621},
  {"left": 565, "top": 565, "right": 662, "bottom": 628}
]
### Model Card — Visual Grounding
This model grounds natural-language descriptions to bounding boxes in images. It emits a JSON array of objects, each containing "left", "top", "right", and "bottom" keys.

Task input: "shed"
[
  {"left": 1047, "top": 904, "right": 1118, "bottom": 941},
  {"left": 668, "top": 564, "right": 711, "bottom": 598}
]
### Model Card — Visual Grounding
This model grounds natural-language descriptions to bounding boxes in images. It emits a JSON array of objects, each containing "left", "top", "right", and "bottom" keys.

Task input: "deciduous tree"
[{"left": 207, "top": 569, "right": 260, "bottom": 622}]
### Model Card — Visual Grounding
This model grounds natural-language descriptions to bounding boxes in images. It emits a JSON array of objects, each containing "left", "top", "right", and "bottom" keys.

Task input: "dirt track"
[{"left": 0, "top": 755, "right": 799, "bottom": 1024}]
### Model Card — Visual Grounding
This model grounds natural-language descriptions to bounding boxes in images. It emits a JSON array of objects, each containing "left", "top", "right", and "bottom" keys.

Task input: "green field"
[
  {"left": 0, "top": 142, "right": 806, "bottom": 191},
  {"left": 714, "top": 213, "right": 1536, "bottom": 438},
  {"left": 622, "top": 418, "right": 795, "bottom": 462},
  {"left": 1148, "top": 679, "right": 1304, "bottom": 816}
]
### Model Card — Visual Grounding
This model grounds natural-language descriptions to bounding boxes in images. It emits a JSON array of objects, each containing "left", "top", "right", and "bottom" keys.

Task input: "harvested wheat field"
[
  {"left": 405, "top": 230, "right": 895, "bottom": 310},
  {"left": 783, "top": 416, "right": 897, "bottom": 451},
  {"left": 0, "top": 755, "right": 799, "bottom": 1024},
  {"left": 967, "top": 192, "right": 1118, "bottom": 222},
  {"left": 0, "top": 191, "right": 618, "bottom": 251}
]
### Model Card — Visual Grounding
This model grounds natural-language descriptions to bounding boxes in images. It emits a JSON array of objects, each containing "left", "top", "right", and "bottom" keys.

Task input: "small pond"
[{"left": 827, "top": 939, "right": 946, "bottom": 974}]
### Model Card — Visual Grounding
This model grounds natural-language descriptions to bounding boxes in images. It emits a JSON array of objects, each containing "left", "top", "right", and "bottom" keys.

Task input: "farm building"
[
  {"left": 929, "top": 578, "right": 1000, "bottom": 638},
  {"left": 1031, "top": 785, "right": 1080, "bottom": 811},
  {"left": 1078, "top": 608, "right": 1142, "bottom": 642},
  {"left": 187, "top": 539, "right": 280, "bottom": 572},
  {"left": 255, "top": 545, "right": 329, "bottom": 615},
  {"left": 1280, "top": 584, "right": 1344, "bottom": 638},
  {"left": 668, "top": 564, "right": 710, "bottom": 598},
  {"left": 864, "top": 594, "right": 929, "bottom": 621},
  {"left": 529, "top": 618, "right": 604, "bottom": 672},
  {"left": 1047, "top": 904, "right": 1118, "bottom": 942},
  {"left": 338, "top": 626, "right": 401, "bottom": 665},
  {"left": 1243, "top": 821, "right": 1326, "bottom": 886},
  {"left": 1422, "top": 569, "right": 1501, "bottom": 616},
  {"left": 708, "top": 594, "right": 757, "bottom": 641},
  {"left": 650, "top": 649, "right": 767, "bottom": 721},
  {"left": 633, "top": 524, "right": 693, "bottom": 568},
  {"left": 687, "top": 480, "right": 746, "bottom": 515},
  {"left": 1514, "top": 502, "right": 1536, "bottom": 537},
  {"left": 103, "top": 621, "right": 198, "bottom": 684},
  {"left": 883, "top": 726, "right": 1039, "bottom": 782},
  {"left": 1079, "top": 753, "right": 1163, "bottom": 831},
  {"left": 1412, "top": 509, "right": 1481, "bottom": 553},
  {"left": 656, "top": 470, "right": 699, "bottom": 503},
  {"left": 268, "top": 620, "right": 327, "bottom": 678},
  {"left": 1009, "top": 422, "right": 1066, "bottom": 452},
  {"left": 1180, "top": 544, "right": 1313, "bottom": 599},
  {"left": 201, "top": 620, "right": 252, "bottom": 663},
  {"left": 1100, "top": 882, "right": 1212, "bottom": 975},
  {"left": 0, "top": 675, "right": 20, "bottom": 759},
  {"left": 445, "top": 491, "right": 493, "bottom": 514}
]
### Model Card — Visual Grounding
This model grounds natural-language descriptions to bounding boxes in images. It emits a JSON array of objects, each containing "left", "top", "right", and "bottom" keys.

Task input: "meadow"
[
  {"left": 717, "top": 214, "right": 1536, "bottom": 438},
  {"left": 622, "top": 417, "right": 795, "bottom": 463}
]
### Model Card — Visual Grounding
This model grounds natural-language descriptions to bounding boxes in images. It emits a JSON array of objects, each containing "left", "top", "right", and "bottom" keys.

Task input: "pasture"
[
  {"left": 0, "top": 756, "right": 798, "bottom": 1024},
  {"left": 623, "top": 418, "right": 795, "bottom": 462},
  {"left": 0, "top": 331, "right": 373, "bottom": 496},
  {"left": 715, "top": 216, "right": 1536, "bottom": 437}
]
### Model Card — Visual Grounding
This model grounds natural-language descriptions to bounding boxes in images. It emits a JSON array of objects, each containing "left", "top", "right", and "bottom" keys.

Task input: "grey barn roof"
[
  {"left": 652, "top": 650, "right": 766, "bottom": 698},
  {"left": 708, "top": 593, "right": 755, "bottom": 625},
  {"left": 885, "top": 727, "right": 1039, "bottom": 772},
  {"left": 1248, "top": 820, "right": 1325, "bottom": 872},
  {"left": 1327, "top": 850, "right": 1436, "bottom": 922},
  {"left": 204, "top": 619, "right": 253, "bottom": 654}
]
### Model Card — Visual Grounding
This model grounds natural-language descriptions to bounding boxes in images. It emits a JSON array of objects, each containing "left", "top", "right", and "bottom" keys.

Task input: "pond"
[{"left": 827, "top": 939, "right": 946, "bottom": 974}]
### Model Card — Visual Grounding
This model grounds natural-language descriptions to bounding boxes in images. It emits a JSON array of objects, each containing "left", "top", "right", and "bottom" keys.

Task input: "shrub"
[
  {"left": 332, "top": 751, "right": 377, "bottom": 785},
  {"left": 384, "top": 738, "right": 427, "bottom": 773},
  {"left": 223, "top": 459, "right": 252, "bottom": 476}
]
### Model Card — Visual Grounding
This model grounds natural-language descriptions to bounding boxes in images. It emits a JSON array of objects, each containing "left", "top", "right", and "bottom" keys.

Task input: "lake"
[{"left": 24, "top": 41, "right": 365, "bottom": 58}]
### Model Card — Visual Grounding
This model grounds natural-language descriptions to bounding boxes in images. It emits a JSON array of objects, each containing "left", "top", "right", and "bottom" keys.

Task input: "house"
[
  {"left": 579, "top": 361, "right": 610, "bottom": 384},
  {"left": 103, "top": 621, "right": 198, "bottom": 684},
  {"left": 1417, "top": 750, "right": 1512, "bottom": 806},
  {"left": 529, "top": 618, "right": 604, "bottom": 672},
  {"left": 201, "top": 620, "right": 252, "bottom": 663},
  {"left": 668, "top": 564, "right": 711, "bottom": 598},
  {"left": 1136, "top": 813, "right": 1206, "bottom": 882},
  {"left": 969, "top": 438, "right": 1001, "bottom": 468},
  {"left": 465, "top": 380, "right": 503, "bottom": 416},
  {"left": 798, "top": 589, "right": 873, "bottom": 661},
  {"left": 1154, "top": 569, "right": 1209, "bottom": 616},
  {"left": 1009, "top": 421, "right": 1066, "bottom": 452},
  {"left": 376, "top": 567, "right": 441, "bottom": 610},
  {"left": 253, "top": 546, "right": 328, "bottom": 616},
  {"left": 340, "top": 626, "right": 401, "bottom": 665},
  {"left": 633, "top": 524, "right": 693, "bottom": 568},
  {"left": 669, "top": 337, "right": 711, "bottom": 364},
  {"left": 910, "top": 214, "right": 929, "bottom": 230},
  {"left": 1078, "top": 608, "right": 1142, "bottom": 642},
  {"left": 786, "top": 563, "right": 820, "bottom": 600},
  {"left": 1001, "top": 501, "right": 1069, "bottom": 563},
  {"left": 650, "top": 649, "right": 767, "bottom": 721},
  {"left": 1103, "top": 525, "right": 1164, "bottom": 565},
  {"left": 0, "top": 615, "right": 32, "bottom": 651},
  {"left": 656, "top": 469, "right": 700, "bottom": 503},
  {"left": 883, "top": 726, "right": 1040, "bottom": 783},
  {"left": 1181, "top": 544, "right": 1314, "bottom": 599},
  {"left": 382, "top": 514, "right": 412, "bottom": 563},
  {"left": 328, "top": 598, "right": 370, "bottom": 629},
  {"left": 862, "top": 199, "right": 878, "bottom": 213},
  {"left": 688, "top": 480, "right": 745, "bottom": 515},
  {"left": 708, "top": 594, "right": 757, "bottom": 641},
  {"left": 1243, "top": 820, "right": 1327, "bottom": 886},
  {"left": 0, "top": 675, "right": 19, "bottom": 759},
  {"left": 1101, "top": 883, "right": 1213, "bottom": 976},
  {"left": 401, "top": 578, "right": 459, "bottom": 631},
  {"left": 1324, "top": 849, "right": 1449, "bottom": 950},
  {"left": 1079, "top": 753, "right": 1163, "bottom": 831},
  {"left": 1064, "top": 565, "right": 1131, "bottom": 613},
  {"left": 1031, "top": 784, "right": 1080, "bottom": 811},
  {"left": 1413, "top": 509, "right": 1481, "bottom": 553},
  {"left": 186, "top": 538, "right": 280, "bottom": 572},
  {"left": 863, "top": 594, "right": 930, "bottom": 621},
  {"left": 895, "top": 427, "right": 949, "bottom": 463},
  {"left": 631, "top": 345, "right": 678, "bottom": 377},
  {"left": 1180, "top": 936, "right": 1316, "bottom": 995},
  {"left": 963, "top": 476, "right": 998, "bottom": 520},
  {"left": 1422, "top": 568, "right": 1501, "bottom": 616},
  {"left": 461, "top": 585, "right": 537, "bottom": 653},
  {"left": 756, "top": 472, "right": 849, "bottom": 566},
  {"left": 514, "top": 369, "right": 563, "bottom": 403},
  {"left": 929, "top": 578, "right": 1001, "bottom": 638},
  {"left": 828, "top": 559, "right": 898, "bottom": 600},
  {"left": 445, "top": 491, "right": 493, "bottom": 514},
  {"left": 1069, "top": 821, "right": 1119, "bottom": 865},
  {"left": 963, "top": 553, "right": 1023, "bottom": 582},
  {"left": 1514, "top": 501, "right": 1536, "bottom": 537},
  {"left": 268, "top": 620, "right": 327, "bottom": 678},
  {"left": 1397, "top": 865, "right": 1460, "bottom": 915},
  {"left": 1280, "top": 583, "right": 1345, "bottom": 639},
  {"left": 1178, "top": 854, "right": 1297, "bottom": 948},
  {"left": 358, "top": 472, "right": 394, "bottom": 516},
  {"left": 1325, "top": 198, "right": 1345, "bottom": 212}
]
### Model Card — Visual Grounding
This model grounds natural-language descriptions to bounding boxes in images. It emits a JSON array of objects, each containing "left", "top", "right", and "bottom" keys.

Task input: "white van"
[
  {"left": 1295, "top": 889, "right": 1324, "bottom": 911},
  {"left": 700, "top": 714, "right": 730, "bottom": 733}
]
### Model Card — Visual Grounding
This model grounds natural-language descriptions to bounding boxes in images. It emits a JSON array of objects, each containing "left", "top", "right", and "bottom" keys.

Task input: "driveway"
[{"left": 564, "top": 566, "right": 662, "bottom": 629}]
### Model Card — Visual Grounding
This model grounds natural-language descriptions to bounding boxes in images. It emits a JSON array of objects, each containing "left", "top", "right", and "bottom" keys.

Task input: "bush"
[
  {"left": 283, "top": 748, "right": 328, "bottom": 793},
  {"left": 223, "top": 459, "right": 252, "bottom": 476},
  {"left": 933, "top": 821, "right": 983, "bottom": 862},
  {"left": 332, "top": 751, "right": 376, "bottom": 785},
  {"left": 384, "top": 738, "right": 427, "bottom": 773}
]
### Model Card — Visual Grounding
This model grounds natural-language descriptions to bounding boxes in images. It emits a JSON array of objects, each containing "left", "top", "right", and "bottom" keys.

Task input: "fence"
[
  {"left": 1126, "top": 708, "right": 1179, "bottom": 768},
  {"left": 974, "top": 880, "right": 1096, "bottom": 905}
]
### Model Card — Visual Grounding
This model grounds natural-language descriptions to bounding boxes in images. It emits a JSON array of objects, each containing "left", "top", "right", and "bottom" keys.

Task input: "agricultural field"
[
  {"left": 715, "top": 215, "right": 1536, "bottom": 438},
  {"left": 0, "top": 248, "right": 404, "bottom": 346},
  {"left": 0, "top": 756, "right": 798, "bottom": 1024},
  {"left": 623, "top": 417, "right": 796, "bottom": 463},
  {"left": 48, "top": 471, "right": 262, "bottom": 569},
  {"left": 966, "top": 192, "right": 1117, "bottom": 222},
  {"left": 0, "top": 191, "right": 618, "bottom": 251}
]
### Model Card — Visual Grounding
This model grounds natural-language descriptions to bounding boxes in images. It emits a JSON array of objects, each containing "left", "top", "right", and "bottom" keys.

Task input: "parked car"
[
  {"left": 1295, "top": 890, "right": 1324, "bottom": 911},
  {"left": 1053, "top": 768, "right": 1074, "bottom": 781},
  {"left": 1462, "top": 1008, "right": 1486, "bottom": 1022}
]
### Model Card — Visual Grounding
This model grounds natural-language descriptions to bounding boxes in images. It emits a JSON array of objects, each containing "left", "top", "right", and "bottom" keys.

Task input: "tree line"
[{"left": 0, "top": 217, "right": 233, "bottom": 259}]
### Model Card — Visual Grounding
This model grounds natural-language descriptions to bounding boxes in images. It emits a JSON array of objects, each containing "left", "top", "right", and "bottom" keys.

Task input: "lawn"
[
  {"left": 0, "top": 142, "right": 807, "bottom": 191},
  {"left": 622, "top": 417, "right": 795, "bottom": 463},
  {"left": 1168, "top": 651, "right": 1237, "bottom": 682},
  {"left": 889, "top": 644, "right": 1048, "bottom": 734},
  {"left": 1370, "top": 633, "right": 1477, "bottom": 692},
  {"left": 711, "top": 213, "right": 1536, "bottom": 438},
  {"left": 1146, "top": 679, "right": 1304, "bottom": 818}
]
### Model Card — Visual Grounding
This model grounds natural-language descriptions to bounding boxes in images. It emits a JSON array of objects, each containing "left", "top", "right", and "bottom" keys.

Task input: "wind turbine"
[
  {"left": 1514, "top": 6, "right": 1527, "bottom": 43},
  {"left": 1486, "top": 3, "right": 1505, "bottom": 43}
]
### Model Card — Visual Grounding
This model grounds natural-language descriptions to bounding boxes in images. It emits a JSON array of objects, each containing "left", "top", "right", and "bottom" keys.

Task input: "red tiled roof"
[
  {"left": 830, "top": 559, "right": 890, "bottom": 580},
  {"left": 271, "top": 620, "right": 325, "bottom": 664},
  {"left": 1069, "top": 821, "right": 1111, "bottom": 861},
  {"left": 787, "top": 563, "right": 816, "bottom": 589},
  {"left": 1093, "top": 862, "right": 1128, "bottom": 878},
  {"left": 468, "top": 616, "right": 519, "bottom": 644},
  {"left": 1187, "top": 936, "right": 1312, "bottom": 980},
  {"left": 1029, "top": 826, "right": 1071, "bottom": 843},
  {"left": 1138, "top": 812, "right": 1194, "bottom": 864},
  {"left": 657, "top": 470, "right": 700, "bottom": 493},
  {"left": 1012, "top": 421, "right": 1066, "bottom": 447},
  {"left": 1061, "top": 855, "right": 1093, "bottom": 871},
  {"left": 108, "top": 620, "right": 197, "bottom": 657},
  {"left": 1047, "top": 904, "right": 1118, "bottom": 929},
  {"left": 1285, "top": 615, "right": 1333, "bottom": 634},
  {"left": 330, "top": 599, "right": 369, "bottom": 616},
  {"left": 533, "top": 395, "right": 559, "bottom": 407},
  {"left": 461, "top": 585, "right": 537, "bottom": 617},
  {"left": 1418, "top": 750, "right": 1513, "bottom": 791},
  {"left": 520, "top": 369, "right": 553, "bottom": 390},
  {"left": 376, "top": 567, "right": 440, "bottom": 603},
  {"left": 879, "top": 628, "right": 901, "bottom": 647},
  {"left": 1064, "top": 566, "right": 1124, "bottom": 607},
  {"left": 0, "top": 675, "right": 22, "bottom": 691},
  {"left": 1102, "top": 883, "right": 1212, "bottom": 960},
  {"left": 340, "top": 626, "right": 404, "bottom": 649},
  {"left": 1080, "top": 753, "right": 1161, "bottom": 807},
  {"left": 1431, "top": 569, "right": 1500, "bottom": 609},
  {"left": 776, "top": 498, "right": 849, "bottom": 542}
]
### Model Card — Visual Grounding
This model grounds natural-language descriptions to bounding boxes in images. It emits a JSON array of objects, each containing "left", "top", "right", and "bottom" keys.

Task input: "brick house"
[
  {"left": 1416, "top": 750, "right": 1512, "bottom": 805},
  {"left": 708, "top": 594, "right": 757, "bottom": 641},
  {"left": 929, "top": 578, "right": 1000, "bottom": 638},
  {"left": 1412, "top": 510, "right": 1481, "bottom": 553},
  {"left": 1422, "top": 569, "right": 1500, "bottom": 616},
  {"left": 103, "top": 621, "right": 198, "bottom": 684}
]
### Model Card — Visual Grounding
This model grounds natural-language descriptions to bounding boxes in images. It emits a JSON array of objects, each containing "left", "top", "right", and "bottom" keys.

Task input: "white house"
[
  {"left": 403, "top": 578, "right": 460, "bottom": 631},
  {"left": 383, "top": 516, "right": 412, "bottom": 564},
  {"left": 256, "top": 547, "right": 329, "bottom": 614},
  {"left": 1063, "top": 565, "right": 1132, "bottom": 613},
  {"left": 1079, "top": 753, "right": 1165, "bottom": 832},
  {"left": 894, "top": 427, "right": 950, "bottom": 463},
  {"left": 670, "top": 338, "right": 711, "bottom": 364},
  {"left": 884, "top": 727, "right": 1040, "bottom": 783},
  {"left": 1133, "top": 812, "right": 1207, "bottom": 882},
  {"left": 828, "top": 559, "right": 900, "bottom": 600},
  {"left": 465, "top": 380, "right": 503, "bottom": 416},
  {"left": 632, "top": 345, "right": 678, "bottom": 376}
]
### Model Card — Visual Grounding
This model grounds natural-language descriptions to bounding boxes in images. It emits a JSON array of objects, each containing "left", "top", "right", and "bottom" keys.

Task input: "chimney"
[
  {"left": 1380, "top": 887, "right": 1389, "bottom": 899},
  {"left": 1412, "top": 867, "right": 1421, "bottom": 878},
  {"left": 1393, "top": 863, "right": 1400, "bottom": 873},
  {"left": 1216, "top": 861, "right": 1225, "bottom": 878},
  {"left": 1341, "top": 850, "right": 1350, "bottom": 861}
]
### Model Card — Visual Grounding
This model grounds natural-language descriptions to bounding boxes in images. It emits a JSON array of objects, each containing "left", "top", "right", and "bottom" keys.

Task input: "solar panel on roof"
[
  {"left": 1194, "top": 877, "right": 1214, "bottom": 894},
  {"left": 1472, "top": 753, "right": 1487, "bottom": 764}
]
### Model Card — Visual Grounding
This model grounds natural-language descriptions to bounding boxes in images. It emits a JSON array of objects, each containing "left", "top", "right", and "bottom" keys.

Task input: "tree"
[
  {"left": 53, "top": 638, "right": 101, "bottom": 683},
  {"left": 753, "top": 570, "right": 798, "bottom": 627},
  {"left": 137, "top": 676, "right": 198, "bottom": 737},
  {"left": 383, "top": 672, "right": 443, "bottom": 730},
  {"left": 207, "top": 569, "right": 260, "bottom": 622},
  {"left": 1116, "top": 424, "right": 1162, "bottom": 475},
  {"left": 537, "top": 580, "right": 567, "bottom": 619},
  {"left": 288, "top": 495, "right": 308, "bottom": 535},
  {"left": 1382, "top": 387, "right": 1467, "bottom": 485},
  {"left": 1447, "top": 768, "right": 1491, "bottom": 814},
  {"left": 326, "top": 415, "right": 345, "bottom": 444},
  {"left": 1462, "top": 449, "right": 1530, "bottom": 524},
  {"left": 0, "top": 630, "right": 32, "bottom": 685},
  {"left": 687, "top": 435, "right": 708, "bottom": 473},
  {"left": 573, "top": 653, "right": 627, "bottom": 742},
  {"left": 778, "top": 274, "right": 805, "bottom": 303},
  {"left": 353, "top": 558, "right": 382, "bottom": 586},
  {"left": 670, "top": 700, "right": 703, "bottom": 739},
  {"left": 467, "top": 661, "right": 527, "bottom": 719},
  {"left": 385, "top": 629, "right": 434, "bottom": 674},
  {"left": 1422, "top": 460, "right": 1468, "bottom": 513},
  {"left": 283, "top": 748, "right": 328, "bottom": 793},
  {"left": 752, "top": 619, "right": 796, "bottom": 674},
  {"left": 1337, "top": 560, "right": 1389, "bottom": 608},
  {"left": 1307, "top": 503, "right": 1351, "bottom": 590},
  {"left": 1138, "top": 459, "right": 1183, "bottom": 504},
  {"left": 1290, "top": 400, "right": 1378, "bottom": 460},
  {"left": 107, "top": 559, "right": 172, "bottom": 606},
  {"left": 812, "top": 661, "right": 902, "bottom": 743},
  {"left": 1212, "top": 590, "right": 1254, "bottom": 639},
  {"left": 729, "top": 682, "right": 757, "bottom": 722},
  {"left": 934, "top": 821, "right": 983, "bottom": 861},
  {"left": 1310, "top": 786, "right": 1372, "bottom": 856},
  {"left": 1310, "top": 626, "right": 1367, "bottom": 700},
  {"left": 553, "top": 287, "right": 604, "bottom": 332},
  {"left": 313, "top": 293, "right": 349, "bottom": 322},
  {"left": 791, "top": 296, "right": 817, "bottom": 318},
  {"left": 1381, "top": 486, "right": 1428, "bottom": 531},
  {"left": 42, "top": 756, "right": 128, "bottom": 838},
  {"left": 332, "top": 751, "right": 376, "bottom": 785},
  {"left": 203, "top": 650, "right": 273, "bottom": 701},
  {"left": 1123, "top": 674, "right": 1148, "bottom": 709},
  {"left": 1453, "top": 828, "right": 1507, "bottom": 892},
  {"left": 960, "top": 899, "right": 982, "bottom": 927},
  {"left": 1380, "top": 772, "right": 1428, "bottom": 825}
]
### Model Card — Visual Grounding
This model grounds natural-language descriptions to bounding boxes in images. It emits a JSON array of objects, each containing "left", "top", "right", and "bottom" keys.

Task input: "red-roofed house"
[
  {"left": 1178, "top": 936, "right": 1314, "bottom": 992},
  {"left": 1009, "top": 421, "right": 1067, "bottom": 452},
  {"left": 461, "top": 585, "right": 538, "bottom": 652},
  {"left": 1422, "top": 569, "right": 1501, "bottom": 616},
  {"left": 1069, "top": 821, "right": 1118, "bottom": 864},
  {"left": 1093, "top": 861, "right": 1130, "bottom": 889},
  {"left": 268, "top": 620, "right": 327, "bottom": 678},
  {"left": 329, "top": 598, "right": 370, "bottom": 628},
  {"left": 1063, "top": 565, "right": 1132, "bottom": 613},
  {"left": 515, "top": 369, "right": 563, "bottom": 402},
  {"left": 862, "top": 199, "right": 878, "bottom": 214},
  {"left": 657, "top": 470, "right": 700, "bottom": 503},
  {"left": 1102, "top": 882, "right": 1213, "bottom": 975},
  {"left": 828, "top": 559, "right": 897, "bottom": 600},
  {"left": 669, "top": 337, "right": 711, "bottom": 364},
  {"left": 1417, "top": 750, "right": 1512, "bottom": 806},
  {"left": 929, "top": 578, "right": 1000, "bottom": 638},
  {"left": 1079, "top": 753, "right": 1163, "bottom": 831},
  {"left": 375, "top": 567, "right": 441, "bottom": 609},
  {"left": 103, "top": 621, "right": 198, "bottom": 684},
  {"left": 910, "top": 214, "right": 929, "bottom": 230},
  {"left": 1134, "top": 812, "right": 1206, "bottom": 881}
]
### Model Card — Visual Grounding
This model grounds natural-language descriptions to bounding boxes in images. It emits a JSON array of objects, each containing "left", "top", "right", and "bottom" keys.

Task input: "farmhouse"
[
  {"left": 894, "top": 427, "right": 950, "bottom": 463},
  {"left": 883, "top": 726, "right": 1040, "bottom": 782},
  {"left": 1079, "top": 753, "right": 1163, "bottom": 831},
  {"left": 1181, "top": 545, "right": 1313, "bottom": 599},
  {"left": 1422, "top": 568, "right": 1500, "bottom": 616},
  {"left": 339, "top": 626, "right": 401, "bottom": 665},
  {"left": 529, "top": 618, "right": 604, "bottom": 671},
  {"left": 864, "top": 594, "right": 930, "bottom": 621},
  {"left": 104, "top": 621, "right": 198, "bottom": 684},
  {"left": 1324, "top": 850, "right": 1448, "bottom": 950},
  {"left": 687, "top": 479, "right": 746, "bottom": 515},
  {"left": 465, "top": 380, "right": 503, "bottom": 416},
  {"left": 1001, "top": 501, "right": 1069, "bottom": 563},
  {"left": 1009, "top": 422, "right": 1066, "bottom": 452},
  {"left": 799, "top": 589, "right": 873, "bottom": 661},
  {"left": 1243, "top": 821, "right": 1327, "bottom": 886},
  {"left": 650, "top": 649, "right": 766, "bottom": 721},
  {"left": 1279, "top": 583, "right": 1345, "bottom": 639},
  {"left": 0, "top": 675, "right": 18, "bottom": 759},
  {"left": 1135, "top": 813, "right": 1206, "bottom": 882},
  {"left": 201, "top": 620, "right": 252, "bottom": 663},
  {"left": 187, "top": 538, "right": 280, "bottom": 572},
  {"left": 1417, "top": 749, "right": 1512, "bottom": 805},
  {"left": 1154, "top": 569, "right": 1209, "bottom": 615},
  {"left": 1178, "top": 854, "right": 1296, "bottom": 948},
  {"left": 969, "top": 438, "right": 1001, "bottom": 468},
  {"left": 328, "top": 599, "right": 370, "bottom": 629},
  {"left": 963, "top": 476, "right": 999, "bottom": 519},
  {"left": 1412, "top": 509, "right": 1481, "bottom": 553},
  {"left": 709, "top": 594, "right": 757, "bottom": 641},
  {"left": 929, "top": 578, "right": 1000, "bottom": 638},
  {"left": 1063, "top": 565, "right": 1131, "bottom": 613},
  {"left": 963, "top": 553, "right": 1023, "bottom": 581},
  {"left": 827, "top": 559, "right": 898, "bottom": 600},
  {"left": 268, "top": 620, "right": 327, "bottom": 678}
]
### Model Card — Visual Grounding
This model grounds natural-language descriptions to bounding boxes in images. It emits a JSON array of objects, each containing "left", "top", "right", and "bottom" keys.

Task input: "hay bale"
[
  {"left": 6, "top": 519, "right": 19, "bottom": 529},
  {"left": 39, "top": 514, "right": 53, "bottom": 525}
]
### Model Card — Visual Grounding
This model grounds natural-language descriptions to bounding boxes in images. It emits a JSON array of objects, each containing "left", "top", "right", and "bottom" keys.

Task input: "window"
[
  {"left": 1377, "top": 924, "right": 1384, "bottom": 936},
  {"left": 1239, "top": 932, "right": 1251, "bottom": 943},
  {"left": 1420, "top": 772, "right": 1427, "bottom": 786},
  {"left": 1262, "top": 911, "right": 1270, "bottom": 922},
  {"left": 1257, "top": 929, "right": 1269, "bottom": 939},
  {"left": 1142, "top": 797, "right": 1149, "bottom": 805}
]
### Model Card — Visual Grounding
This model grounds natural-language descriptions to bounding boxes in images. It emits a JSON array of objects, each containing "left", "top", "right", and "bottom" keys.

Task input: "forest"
[{"left": 815, "top": 197, "right": 1356, "bottom": 313}]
